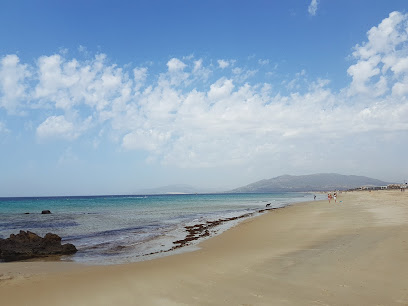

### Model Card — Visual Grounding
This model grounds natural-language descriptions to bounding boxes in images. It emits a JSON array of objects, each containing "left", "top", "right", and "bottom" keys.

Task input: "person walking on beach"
[
  {"left": 334, "top": 193, "right": 337, "bottom": 203},
  {"left": 328, "top": 193, "right": 332, "bottom": 203},
  {"left": 314, "top": 195, "right": 316, "bottom": 200}
]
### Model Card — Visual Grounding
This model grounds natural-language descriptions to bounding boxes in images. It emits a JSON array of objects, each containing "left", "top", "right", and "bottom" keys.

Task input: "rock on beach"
[{"left": 0, "top": 230, "right": 77, "bottom": 262}]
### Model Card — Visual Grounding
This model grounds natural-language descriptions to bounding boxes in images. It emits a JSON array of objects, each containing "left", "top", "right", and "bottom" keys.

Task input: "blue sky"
[{"left": 1, "top": 1, "right": 407, "bottom": 196}]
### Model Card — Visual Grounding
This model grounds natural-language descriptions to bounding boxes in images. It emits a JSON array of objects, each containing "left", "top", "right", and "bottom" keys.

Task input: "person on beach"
[
  {"left": 334, "top": 194, "right": 337, "bottom": 203},
  {"left": 328, "top": 193, "right": 332, "bottom": 203},
  {"left": 314, "top": 195, "right": 316, "bottom": 200}
]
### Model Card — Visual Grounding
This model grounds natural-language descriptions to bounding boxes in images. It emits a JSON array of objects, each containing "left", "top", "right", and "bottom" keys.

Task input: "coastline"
[
  {"left": 0, "top": 193, "right": 311, "bottom": 265},
  {"left": 1, "top": 190, "right": 407, "bottom": 305}
]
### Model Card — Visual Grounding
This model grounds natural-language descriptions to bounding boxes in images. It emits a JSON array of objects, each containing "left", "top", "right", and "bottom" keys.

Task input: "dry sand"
[{"left": 1, "top": 190, "right": 408, "bottom": 305}]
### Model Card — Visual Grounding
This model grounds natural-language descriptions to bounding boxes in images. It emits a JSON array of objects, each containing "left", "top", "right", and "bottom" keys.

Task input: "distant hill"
[{"left": 230, "top": 173, "right": 391, "bottom": 193}]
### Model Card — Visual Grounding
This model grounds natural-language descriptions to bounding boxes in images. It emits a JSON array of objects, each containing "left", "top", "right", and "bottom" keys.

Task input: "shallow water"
[{"left": 0, "top": 193, "right": 319, "bottom": 264}]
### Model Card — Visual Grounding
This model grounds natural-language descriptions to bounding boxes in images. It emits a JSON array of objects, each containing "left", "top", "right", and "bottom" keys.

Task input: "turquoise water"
[{"left": 0, "top": 193, "right": 316, "bottom": 264}]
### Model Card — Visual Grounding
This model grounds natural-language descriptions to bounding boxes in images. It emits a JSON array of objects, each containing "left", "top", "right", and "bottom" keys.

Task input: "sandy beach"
[{"left": 1, "top": 190, "right": 408, "bottom": 305}]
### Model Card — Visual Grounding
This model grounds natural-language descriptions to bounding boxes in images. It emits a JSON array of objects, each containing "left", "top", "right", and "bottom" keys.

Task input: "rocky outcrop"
[
  {"left": 0, "top": 231, "right": 77, "bottom": 262},
  {"left": 41, "top": 210, "right": 51, "bottom": 214}
]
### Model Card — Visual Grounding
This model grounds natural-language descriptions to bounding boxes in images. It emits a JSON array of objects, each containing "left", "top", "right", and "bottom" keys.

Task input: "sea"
[{"left": 0, "top": 192, "right": 320, "bottom": 265}]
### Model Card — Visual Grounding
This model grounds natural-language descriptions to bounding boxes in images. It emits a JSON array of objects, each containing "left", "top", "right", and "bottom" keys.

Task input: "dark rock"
[
  {"left": 41, "top": 210, "right": 51, "bottom": 214},
  {"left": 0, "top": 230, "right": 77, "bottom": 262}
]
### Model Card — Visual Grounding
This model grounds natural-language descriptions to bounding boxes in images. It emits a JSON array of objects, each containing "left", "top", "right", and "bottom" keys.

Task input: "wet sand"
[{"left": 1, "top": 190, "right": 408, "bottom": 305}]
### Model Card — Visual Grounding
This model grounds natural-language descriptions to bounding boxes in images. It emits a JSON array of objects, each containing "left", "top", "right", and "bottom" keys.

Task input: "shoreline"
[
  {"left": 0, "top": 204, "right": 280, "bottom": 267},
  {"left": 1, "top": 192, "right": 313, "bottom": 265},
  {"left": 1, "top": 190, "right": 407, "bottom": 305}
]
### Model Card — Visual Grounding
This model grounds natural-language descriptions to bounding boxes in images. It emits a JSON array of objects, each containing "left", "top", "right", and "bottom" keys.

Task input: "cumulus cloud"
[
  {"left": 1, "top": 11, "right": 408, "bottom": 174},
  {"left": 133, "top": 67, "right": 148, "bottom": 91},
  {"left": 164, "top": 57, "right": 190, "bottom": 86},
  {"left": 192, "top": 59, "right": 211, "bottom": 80},
  {"left": 217, "top": 59, "right": 230, "bottom": 69},
  {"left": 348, "top": 11, "right": 408, "bottom": 97},
  {"left": 208, "top": 78, "right": 234, "bottom": 100},
  {"left": 36, "top": 115, "right": 78, "bottom": 140},
  {"left": 167, "top": 58, "right": 186, "bottom": 72},
  {"left": 32, "top": 53, "right": 133, "bottom": 113},
  {"left": 0, "top": 54, "right": 30, "bottom": 113},
  {"left": 308, "top": 0, "right": 319, "bottom": 16}
]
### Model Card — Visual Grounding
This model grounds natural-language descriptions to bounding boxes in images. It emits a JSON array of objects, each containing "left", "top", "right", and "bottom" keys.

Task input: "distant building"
[{"left": 359, "top": 185, "right": 388, "bottom": 190}]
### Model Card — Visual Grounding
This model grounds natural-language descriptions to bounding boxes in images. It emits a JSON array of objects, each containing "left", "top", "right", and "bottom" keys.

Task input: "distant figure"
[
  {"left": 266, "top": 203, "right": 271, "bottom": 208},
  {"left": 334, "top": 194, "right": 337, "bottom": 203},
  {"left": 328, "top": 193, "right": 332, "bottom": 203},
  {"left": 314, "top": 195, "right": 316, "bottom": 200}
]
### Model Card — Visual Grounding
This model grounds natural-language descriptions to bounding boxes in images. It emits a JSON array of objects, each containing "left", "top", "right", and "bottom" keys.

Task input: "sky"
[{"left": 1, "top": 0, "right": 408, "bottom": 196}]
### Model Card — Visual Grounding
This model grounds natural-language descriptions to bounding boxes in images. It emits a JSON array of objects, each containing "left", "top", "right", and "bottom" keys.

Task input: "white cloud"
[
  {"left": 258, "top": 59, "right": 269, "bottom": 65},
  {"left": 231, "top": 67, "right": 258, "bottom": 83},
  {"left": 208, "top": 78, "right": 234, "bottom": 100},
  {"left": 32, "top": 53, "right": 133, "bottom": 112},
  {"left": 78, "top": 45, "right": 88, "bottom": 54},
  {"left": 285, "top": 69, "right": 308, "bottom": 90},
  {"left": 353, "top": 11, "right": 406, "bottom": 60},
  {"left": 390, "top": 57, "right": 408, "bottom": 75},
  {"left": 308, "top": 0, "right": 319, "bottom": 16},
  {"left": 122, "top": 129, "right": 171, "bottom": 151},
  {"left": 1, "top": 12, "right": 408, "bottom": 177},
  {"left": 167, "top": 58, "right": 186, "bottom": 72},
  {"left": 133, "top": 67, "right": 148, "bottom": 82},
  {"left": 348, "top": 11, "right": 408, "bottom": 97},
  {"left": 165, "top": 57, "right": 189, "bottom": 86},
  {"left": 36, "top": 115, "right": 78, "bottom": 140},
  {"left": 392, "top": 77, "right": 408, "bottom": 96},
  {"left": 192, "top": 58, "right": 211, "bottom": 80},
  {"left": 0, "top": 54, "right": 30, "bottom": 113},
  {"left": 193, "top": 59, "right": 202, "bottom": 72},
  {"left": 347, "top": 55, "right": 381, "bottom": 95},
  {"left": 133, "top": 67, "right": 148, "bottom": 92},
  {"left": 217, "top": 59, "right": 230, "bottom": 69}
]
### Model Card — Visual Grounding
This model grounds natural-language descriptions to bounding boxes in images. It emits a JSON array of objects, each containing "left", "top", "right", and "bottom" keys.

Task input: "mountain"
[{"left": 230, "top": 173, "right": 391, "bottom": 193}]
